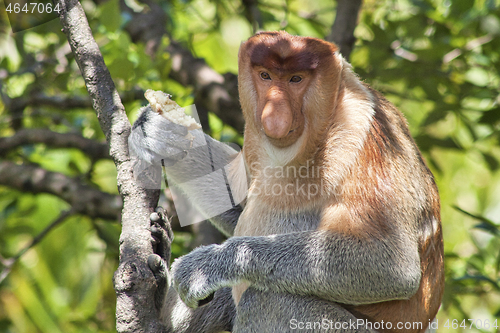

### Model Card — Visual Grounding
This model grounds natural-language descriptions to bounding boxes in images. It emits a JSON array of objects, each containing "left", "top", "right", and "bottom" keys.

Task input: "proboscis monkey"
[{"left": 130, "top": 31, "right": 444, "bottom": 333}]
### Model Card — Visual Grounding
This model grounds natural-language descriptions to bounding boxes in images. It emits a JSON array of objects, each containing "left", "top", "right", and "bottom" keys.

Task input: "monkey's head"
[{"left": 238, "top": 31, "right": 342, "bottom": 165}]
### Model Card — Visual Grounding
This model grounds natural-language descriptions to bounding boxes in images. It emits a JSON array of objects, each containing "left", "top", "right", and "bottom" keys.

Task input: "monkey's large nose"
[{"left": 261, "top": 99, "right": 293, "bottom": 139}]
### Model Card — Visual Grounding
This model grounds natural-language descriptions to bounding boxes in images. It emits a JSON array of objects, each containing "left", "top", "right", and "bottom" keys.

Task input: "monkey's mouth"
[
  {"left": 287, "top": 126, "right": 302, "bottom": 136},
  {"left": 262, "top": 126, "right": 297, "bottom": 138},
  {"left": 265, "top": 127, "right": 302, "bottom": 148}
]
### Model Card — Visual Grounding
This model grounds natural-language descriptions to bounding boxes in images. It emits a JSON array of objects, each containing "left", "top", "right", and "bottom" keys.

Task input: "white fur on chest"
[{"left": 234, "top": 195, "right": 321, "bottom": 237}]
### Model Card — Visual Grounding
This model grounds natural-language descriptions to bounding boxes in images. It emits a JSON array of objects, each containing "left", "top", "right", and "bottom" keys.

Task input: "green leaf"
[
  {"left": 453, "top": 206, "right": 500, "bottom": 237},
  {"left": 464, "top": 67, "right": 489, "bottom": 87},
  {"left": 482, "top": 152, "right": 499, "bottom": 171},
  {"left": 478, "top": 107, "right": 500, "bottom": 124},
  {"left": 415, "top": 134, "right": 461, "bottom": 151},
  {"left": 99, "top": 0, "right": 122, "bottom": 32},
  {"left": 453, "top": 274, "right": 500, "bottom": 290},
  {"left": 422, "top": 108, "right": 449, "bottom": 127}
]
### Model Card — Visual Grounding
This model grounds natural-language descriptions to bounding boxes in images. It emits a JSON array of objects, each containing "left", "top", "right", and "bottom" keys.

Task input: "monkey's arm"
[
  {"left": 171, "top": 221, "right": 421, "bottom": 308},
  {"left": 129, "top": 106, "right": 246, "bottom": 236}
]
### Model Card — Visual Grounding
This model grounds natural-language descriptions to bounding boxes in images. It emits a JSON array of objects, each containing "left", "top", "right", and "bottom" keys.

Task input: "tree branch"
[
  {"left": 0, "top": 129, "right": 110, "bottom": 160},
  {"left": 29, "top": 92, "right": 92, "bottom": 109},
  {"left": 242, "top": 0, "right": 263, "bottom": 33},
  {"left": 56, "top": 0, "right": 165, "bottom": 331},
  {"left": 327, "top": 0, "right": 363, "bottom": 60},
  {"left": 1, "top": 90, "right": 146, "bottom": 121},
  {"left": 0, "top": 163, "right": 187, "bottom": 233},
  {"left": 0, "top": 161, "right": 121, "bottom": 219}
]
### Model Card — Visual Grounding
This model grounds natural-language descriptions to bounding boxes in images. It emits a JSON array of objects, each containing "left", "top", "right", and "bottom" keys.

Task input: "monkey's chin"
[{"left": 265, "top": 130, "right": 302, "bottom": 148}]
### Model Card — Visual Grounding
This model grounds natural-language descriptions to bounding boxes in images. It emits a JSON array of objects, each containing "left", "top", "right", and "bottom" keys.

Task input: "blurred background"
[{"left": 0, "top": 0, "right": 499, "bottom": 331}]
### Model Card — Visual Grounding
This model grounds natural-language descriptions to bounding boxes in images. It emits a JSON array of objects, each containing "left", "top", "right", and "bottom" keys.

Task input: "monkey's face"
[
  {"left": 250, "top": 66, "right": 309, "bottom": 148},
  {"left": 238, "top": 31, "right": 340, "bottom": 151}
]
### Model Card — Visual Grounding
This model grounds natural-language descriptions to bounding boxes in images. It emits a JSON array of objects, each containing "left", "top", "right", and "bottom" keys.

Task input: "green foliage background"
[{"left": 0, "top": 0, "right": 499, "bottom": 331}]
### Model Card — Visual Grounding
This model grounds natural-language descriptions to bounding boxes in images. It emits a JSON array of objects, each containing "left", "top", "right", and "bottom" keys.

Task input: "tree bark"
[
  {"left": 327, "top": 0, "right": 363, "bottom": 60},
  {"left": 56, "top": 0, "right": 164, "bottom": 331}
]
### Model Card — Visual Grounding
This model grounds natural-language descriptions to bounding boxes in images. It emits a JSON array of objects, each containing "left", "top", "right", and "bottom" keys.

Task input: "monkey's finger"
[
  {"left": 147, "top": 254, "right": 170, "bottom": 310},
  {"left": 148, "top": 253, "right": 168, "bottom": 274},
  {"left": 154, "top": 206, "right": 174, "bottom": 242},
  {"left": 150, "top": 209, "right": 173, "bottom": 261}
]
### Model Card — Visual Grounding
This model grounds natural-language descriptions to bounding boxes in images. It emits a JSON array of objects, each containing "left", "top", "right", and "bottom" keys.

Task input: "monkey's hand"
[
  {"left": 148, "top": 207, "right": 174, "bottom": 311},
  {"left": 170, "top": 244, "right": 237, "bottom": 309},
  {"left": 129, "top": 105, "right": 194, "bottom": 166}
]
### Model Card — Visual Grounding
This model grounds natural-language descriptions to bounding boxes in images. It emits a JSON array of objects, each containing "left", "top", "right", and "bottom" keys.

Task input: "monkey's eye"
[
  {"left": 260, "top": 72, "right": 271, "bottom": 80},
  {"left": 290, "top": 76, "right": 302, "bottom": 83}
]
